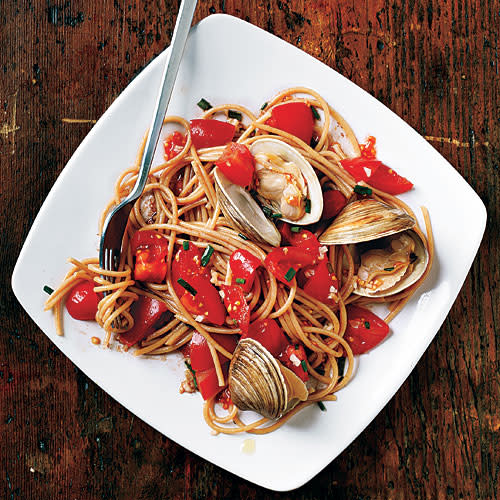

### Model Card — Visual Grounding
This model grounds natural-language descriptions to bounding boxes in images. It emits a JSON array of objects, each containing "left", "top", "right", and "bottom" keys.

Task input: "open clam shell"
[
  {"left": 228, "top": 338, "right": 308, "bottom": 420},
  {"left": 214, "top": 168, "right": 281, "bottom": 247},
  {"left": 249, "top": 138, "right": 323, "bottom": 225},
  {"left": 353, "top": 229, "right": 429, "bottom": 298},
  {"left": 319, "top": 198, "right": 416, "bottom": 245}
]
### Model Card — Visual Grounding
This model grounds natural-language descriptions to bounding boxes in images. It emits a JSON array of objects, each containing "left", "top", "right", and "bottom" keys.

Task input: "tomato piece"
[
  {"left": 264, "top": 246, "right": 318, "bottom": 285},
  {"left": 190, "top": 330, "right": 238, "bottom": 372},
  {"left": 171, "top": 243, "right": 210, "bottom": 298},
  {"left": 345, "top": 305, "right": 390, "bottom": 354},
  {"left": 340, "top": 157, "right": 382, "bottom": 182},
  {"left": 196, "top": 362, "right": 229, "bottom": 400},
  {"left": 359, "top": 135, "right": 377, "bottom": 159},
  {"left": 229, "top": 249, "right": 262, "bottom": 293},
  {"left": 367, "top": 163, "right": 413, "bottom": 195},
  {"left": 242, "top": 319, "right": 288, "bottom": 357},
  {"left": 217, "top": 387, "right": 233, "bottom": 410},
  {"left": 220, "top": 285, "right": 250, "bottom": 333},
  {"left": 179, "top": 275, "right": 226, "bottom": 326},
  {"left": 66, "top": 280, "right": 102, "bottom": 320},
  {"left": 119, "top": 296, "right": 170, "bottom": 347},
  {"left": 130, "top": 230, "right": 169, "bottom": 283},
  {"left": 302, "top": 260, "right": 339, "bottom": 306},
  {"left": 278, "top": 344, "right": 309, "bottom": 382},
  {"left": 278, "top": 223, "right": 321, "bottom": 256},
  {"left": 163, "top": 131, "right": 187, "bottom": 161},
  {"left": 189, "top": 119, "right": 235, "bottom": 149},
  {"left": 266, "top": 102, "right": 314, "bottom": 144},
  {"left": 322, "top": 189, "right": 347, "bottom": 220},
  {"left": 215, "top": 142, "right": 255, "bottom": 187}
]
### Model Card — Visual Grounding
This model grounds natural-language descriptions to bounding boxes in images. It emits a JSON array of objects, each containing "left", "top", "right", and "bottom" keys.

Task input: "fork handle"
[{"left": 129, "top": 0, "right": 198, "bottom": 200}]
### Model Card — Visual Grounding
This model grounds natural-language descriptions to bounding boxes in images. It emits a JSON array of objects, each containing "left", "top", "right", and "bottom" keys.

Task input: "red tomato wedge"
[
  {"left": 190, "top": 330, "right": 238, "bottom": 372},
  {"left": 189, "top": 119, "right": 235, "bottom": 149},
  {"left": 266, "top": 102, "right": 314, "bottom": 144},
  {"left": 220, "top": 285, "right": 250, "bottom": 333},
  {"left": 180, "top": 275, "right": 226, "bottom": 326},
  {"left": 340, "top": 157, "right": 381, "bottom": 183},
  {"left": 229, "top": 249, "right": 262, "bottom": 293},
  {"left": 66, "top": 280, "right": 102, "bottom": 320},
  {"left": 277, "top": 223, "right": 321, "bottom": 256},
  {"left": 196, "top": 362, "right": 229, "bottom": 401},
  {"left": 130, "top": 230, "right": 169, "bottom": 283},
  {"left": 119, "top": 296, "right": 170, "bottom": 347},
  {"left": 302, "top": 260, "right": 339, "bottom": 306},
  {"left": 171, "top": 243, "right": 210, "bottom": 298},
  {"left": 322, "top": 189, "right": 347, "bottom": 220},
  {"left": 265, "top": 246, "right": 318, "bottom": 285},
  {"left": 345, "top": 305, "right": 390, "bottom": 354},
  {"left": 163, "top": 131, "right": 187, "bottom": 161},
  {"left": 215, "top": 142, "right": 255, "bottom": 187},
  {"left": 278, "top": 344, "right": 309, "bottom": 382},
  {"left": 242, "top": 318, "right": 288, "bottom": 357}
]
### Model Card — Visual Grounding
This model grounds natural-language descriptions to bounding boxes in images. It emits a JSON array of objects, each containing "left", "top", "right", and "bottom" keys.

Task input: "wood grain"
[{"left": 1, "top": 1, "right": 498, "bottom": 498}]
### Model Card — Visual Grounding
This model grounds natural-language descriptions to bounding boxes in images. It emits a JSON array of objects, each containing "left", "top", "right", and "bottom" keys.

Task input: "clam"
[{"left": 228, "top": 338, "right": 308, "bottom": 420}]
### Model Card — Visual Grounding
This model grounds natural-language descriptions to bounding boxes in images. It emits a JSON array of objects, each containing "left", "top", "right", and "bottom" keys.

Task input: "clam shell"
[
  {"left": 353, "top": 229, "right": 429, "bottom": 298},
  {"left": 249, "top": 138, "right": 323, "bottom": 225},
  {"left": 228, "top": 338, "right": 308, "bottom": 420},
  {"left": 214, "top": 168, "right": 281, "bottom": 247},
  {"left": 319, "top": 198, "right": 416, "bottom": 245}
]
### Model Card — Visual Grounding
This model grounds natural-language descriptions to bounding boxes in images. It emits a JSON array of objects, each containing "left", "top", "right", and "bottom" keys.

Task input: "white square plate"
[{"left": 12, "top": 14, "right": 486, "bottom": 491}]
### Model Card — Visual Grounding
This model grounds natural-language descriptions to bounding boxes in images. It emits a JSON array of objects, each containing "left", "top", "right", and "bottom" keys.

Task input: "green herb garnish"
[
  {"left": 291, "top": 226, "right": 301, "bottom": 233},
  {"left": 295, "top": 344, "right": 299, "bottom": 350},
  {"left": 301, "top": 360, "right": 308, "bottom": 372},
  {"left": 311, "top": 106, "right": 320, "bottom": 120},
  {"left": 284, "top": 267, "right": 296, "bottom": 282},
  {"left": 235, "top": 278, "right": 246, "bottom": 284},
  {"left": 201, "top": 245, "right": 214, "bottom": 267},
  {"left": 305, "top": 198, "right": 311, "bottom": 213},
  {"left": 384, "top": 267, "right": 395, "bottom": 272},
  {"left": 228, "top": 110, "right": 242, "bottom": 120},
  {"left": 177, "top": 278, "right": 197, "bottom": 296},
  {"left": 238, "top": 233, "right": 248, "bottom": 240},
  {"left": 184, "top": 361, "right": 198, "bottom": 390},
  {"left": 262, "top": 206, "right": 273, "bottom": 217},
  {"left": 271, "top": 212, "right": 282, "bottom": 219},
  {"left": 182, "top": 240, "right": 190, "bottom": 251},
  {"left": 317, "top": 401, "right": 327, "bottom": 412},
  {"left": 364, "top": 321, "right": 370, "bottom": 329},
  {"left": 261, "top": 102, "right": 268, "bottom": 110},
  {"left": 354, "top": 185, "right": 372, "bottom": 196},
  {"left": 43, "top": 285, "right": 54, "bottom": 295},
  {"left": 197, "top": 98, "right": 212, "bottom": 111}
]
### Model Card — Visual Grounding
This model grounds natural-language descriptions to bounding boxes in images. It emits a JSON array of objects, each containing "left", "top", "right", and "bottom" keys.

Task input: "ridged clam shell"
[{"left": 319, "top": 198, "right": 416, "bottom": 245}]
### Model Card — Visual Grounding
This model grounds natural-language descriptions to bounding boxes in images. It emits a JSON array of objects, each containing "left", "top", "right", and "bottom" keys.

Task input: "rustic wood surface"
[{"left": 1, "top": 0, "right": 498, "bottom": 498}]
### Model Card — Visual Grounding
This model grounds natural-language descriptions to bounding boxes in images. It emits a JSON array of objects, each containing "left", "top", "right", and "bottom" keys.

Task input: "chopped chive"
[
  {"left": 262, "top": 206, "right": 273, "bottom": 217},
  {"left": 291, "top": 226, "right": 300, "bottom": 233},
  {"left": 305, "top": 198, "right": 311, "bottom": 213},
  {"left": 384, "top": 266, "right": 395, "bottom": 272},
  {"left": 235, "top": 278, "right": 246, "bottom": 284},
  {"left": 295, "top": 344, "right": 299, "bottom": 350},
  {"left": 184, "top": 361, "right": 198, "bottom": 390},
  {"left": 238, "top": 233, "right": 248, "bottom": 240},
  {"left": 317, "top": 401, "right": 327, "bottom": 412},
  {"left": 301, "top": 360, "right": 308, "bottom": 372},
  {"left": 364, "top": 321, "right": 370, "bottom": 329},
  {"left": 43, "top": 285, "right": 54, "bottom": 295},
  {"left": 284, "top": 267, "right": 296, "bottom": 282},
  {"left": 177, "top": 278, "right": 197, "bottom": 296},
  {"left": 197, "top": 98, "right": 212, "bottom": 111},
  {"left": 228, "top": 110, "right": 242, "bottom": 120},
  {"left": 354, "top": 185, "right": 372, "bottom": 196},
  {"left": 201, "top": 244, "right": 214, "bottom": 267},
  {"left": 271, "top": 212, "right": 282, "bottom": 219},
  {"left": 311, "top": 106, "right": 320, "bottom": 120},
  {"left": 261, "top": 102, "right": 268, "bottom": 110},
  {"left": 182, "top": 240, "right": 190, "bottom": 251}
]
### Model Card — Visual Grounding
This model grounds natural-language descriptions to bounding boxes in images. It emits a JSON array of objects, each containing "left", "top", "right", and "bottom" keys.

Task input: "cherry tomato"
[
  {"left": 130, "top": 230, "right": 169, "bottom": 283},
  {"left": 266, "top": 102, "right": 314, "bottom": 144},
  {"left": 215, "top": 142, "right": 255, "bottom": 187},
  {"left": 345, "top": 305, "right": 390, "bottom": 354},
  {"left": 196, "top": 362, "right": 229, "bottom": 400},
  {"left": 278, "top": 343, "right": 309, "bottom": 382},
  {"left": 189, "top": 119, "right": 235, "bottom": 149},
  {"left": 171, "top": 243, "right": 210, "bottom": 298},
  {"left": 264, "top": 246, "right": 318, "bottom": 285},
  {"left": 66, "top": 280, "right": 102, "bottom": 320},
  {"left": 119, "top": 296, "right": 170, "bottom": 347},
  {"left": 242, "top": 318, "right": 289, "bottom": 357},
  {"left": 180, "top": 275, "right": 226, "bottom": 326},
  {"left": 163, "top": 131, "right": 187, "bottom": 161},
  {"left": 302, "top": 260, "right": 339, "bottom": 306},
  {"left": 367, "top": 163, "right": 413, "bottom": 195},
  {"left": 220, "top": 285, "right": 250, "bottom": 333},
  {"left": 322, "top": 190, "right": 347, "bottom": 220},
  {"left": 340, "top": 157, "right": 381, "bottom": 182},
  {"left": 278, "top": 223, "right": 321, "bottom": 256},
  {"left": 229, "top": 249, "right": 262, "bottom": 293},
  {"left": 190, "top": 330, "right": 238, "bottom": 372}
]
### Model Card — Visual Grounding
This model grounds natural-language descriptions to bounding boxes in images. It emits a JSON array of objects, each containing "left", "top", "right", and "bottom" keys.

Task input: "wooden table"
[{"left": 1, "top": 1, "right": 498, "bottom": 498}]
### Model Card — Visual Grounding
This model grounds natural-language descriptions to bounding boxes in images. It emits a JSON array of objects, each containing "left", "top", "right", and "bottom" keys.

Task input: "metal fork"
[{"left": 99, "top": 0, "right": 197, "bottom": 275}]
